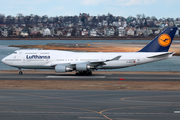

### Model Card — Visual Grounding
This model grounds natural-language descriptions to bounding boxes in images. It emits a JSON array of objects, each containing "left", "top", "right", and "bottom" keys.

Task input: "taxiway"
[{"left": 0, "top": 89, "right": 180, "bottom": 120}]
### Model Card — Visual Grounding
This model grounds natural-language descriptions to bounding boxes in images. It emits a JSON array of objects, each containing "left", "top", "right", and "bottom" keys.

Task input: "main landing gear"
[
  {"left": 18, "top": 68, "right": 23, "bottom": 75},
  {"left": 76, "top": 71, "right": 92, "bottom": 76}
]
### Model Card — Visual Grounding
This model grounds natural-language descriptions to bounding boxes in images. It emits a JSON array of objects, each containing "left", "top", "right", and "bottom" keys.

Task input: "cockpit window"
[{"left": 13, "top": 52, "right": 17, "bottom": 54}]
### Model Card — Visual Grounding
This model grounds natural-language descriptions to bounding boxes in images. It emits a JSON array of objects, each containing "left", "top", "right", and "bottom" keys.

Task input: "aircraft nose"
[
  {"left": 1, "top": 57, "right": 6, "bottom": 64},
  {"left": 1, "top": 56, "right": 9, "bottom": 65}
]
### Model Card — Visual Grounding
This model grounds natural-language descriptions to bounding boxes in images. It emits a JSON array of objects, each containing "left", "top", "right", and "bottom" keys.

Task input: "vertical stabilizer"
[{"left": 139, "top": 27, "right": 177, "bottom": 52}]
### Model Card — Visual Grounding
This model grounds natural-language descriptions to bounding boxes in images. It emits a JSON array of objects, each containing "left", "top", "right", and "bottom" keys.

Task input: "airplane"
[{"left": 1, "top": 27, "right": 177, "bottom": 75}]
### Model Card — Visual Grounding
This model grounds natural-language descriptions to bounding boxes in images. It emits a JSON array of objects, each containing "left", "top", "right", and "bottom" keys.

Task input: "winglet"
[{"left": 139, "top": 27, "right": 177, "bottom": 52}]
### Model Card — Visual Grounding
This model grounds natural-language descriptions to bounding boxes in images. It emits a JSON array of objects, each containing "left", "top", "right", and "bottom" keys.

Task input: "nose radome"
[
  {"left": 1, "top": 57, "right": 6, "bottom": 64},
  {"left": 1, "top": 58, "right": 5, "bottom": 63}
]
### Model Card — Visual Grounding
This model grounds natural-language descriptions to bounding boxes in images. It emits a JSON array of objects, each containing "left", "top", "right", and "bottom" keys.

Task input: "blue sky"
[{"left": 0, "top": 0, "right": 179, "bottom": 19}]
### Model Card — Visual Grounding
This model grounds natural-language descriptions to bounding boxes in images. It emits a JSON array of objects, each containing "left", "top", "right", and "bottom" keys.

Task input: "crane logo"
[{"left": 158, "top": 34, "right": 171, "bottom": 47}]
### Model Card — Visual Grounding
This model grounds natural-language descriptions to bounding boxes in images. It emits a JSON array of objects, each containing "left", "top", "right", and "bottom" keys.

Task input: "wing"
[{"left": 44, "top": 56, "right": 121, "bottom": 69}]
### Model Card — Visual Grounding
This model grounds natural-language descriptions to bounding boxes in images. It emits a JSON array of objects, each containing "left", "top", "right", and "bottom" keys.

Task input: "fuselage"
[{"left": 1, "top": 49, "right": 173, "bottom": 70}]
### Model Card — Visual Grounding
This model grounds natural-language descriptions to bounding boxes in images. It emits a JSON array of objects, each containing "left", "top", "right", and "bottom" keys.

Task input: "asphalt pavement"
[
  {"left": 0, "top": 90, "right": 180, "bottom": 120},
  {"left": 0, "top": 73, "right": 180, "bottom": 81}
]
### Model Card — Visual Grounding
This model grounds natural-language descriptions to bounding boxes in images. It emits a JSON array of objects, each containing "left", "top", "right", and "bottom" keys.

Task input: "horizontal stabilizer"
[{"left": 147, "top": 52, "right": 174, "bottom": 58}]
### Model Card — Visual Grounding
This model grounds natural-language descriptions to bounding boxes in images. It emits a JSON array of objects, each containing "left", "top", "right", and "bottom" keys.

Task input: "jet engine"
[
  {"left": 76, "top": 63, "right": 93, "bottom": 71},
  {"left": 55, "top": 65, "right": 73, "bottom": 73}
]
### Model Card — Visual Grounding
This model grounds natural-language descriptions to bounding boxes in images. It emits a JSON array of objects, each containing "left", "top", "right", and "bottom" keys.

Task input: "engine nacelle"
[
  {"left": 55, "top": 65, "right": 73, "bottom": 73},
  {"left": 76, "top": 63, "right": 92, "bottom": 71}
]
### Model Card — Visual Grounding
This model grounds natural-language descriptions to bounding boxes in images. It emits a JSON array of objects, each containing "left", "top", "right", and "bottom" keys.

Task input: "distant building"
[
  {"left": 97, "top": 22, "right": 102, "bottom": 27},
  {"left": 43, "top": 28, "right": 51, "bottom": 36},
  {"left": 122, "top": 21, "right": 127, "bottom": 28},
  {"left": 57, "top": 30, "right": 63, "bottom": 36},
  {"left": 1, "top": 28, "right": 8, "bottom": 37},
  {"left": 126, "top": 27, "right": 135, "bottom": 36},
  {"left": 30, "top": 27, "right": 40, "bottom": 36},
  {"left": 174, "top": 21, "right": 180, "bottom": 27},
  {"left": 112, "top": 22, "right": 121, "bottom": 27},
  {"left": 117, "top": 27, "right": 125, "bottom": 36},
  {"left": 168, "top": 22, "right": 174, "bottom": 27},
  {"left": 67, "top": 32, "right": 71, "bottom": 37},
  {"left": 154, "top": 29, "right": 161, "bottom": 35},
  {"left": 98, "top": 28, "right": 105, "bottom": 36},
  {"left": 15, "top": 29, "right": 20, "bottom": 36},
  {"left": 89, "top": 29, "right": 97, "bottom": 36},
  {"left": 141, "top": 27, "right": 148, "bottom": 36},
  {"left": 81, "top": 29, "right": 89, "bottom": 36},
  {"left": 11, "top": 28, "right": 16, "bottom": 36},
  {"left": 104, "top": 27, "right": 115, "bottom": 36},
  {"left": 155, "top": 22, "right": 162, "bottom": 27},
  {"left": 78, "top": 20, "right": 83, "bottom": 26},
  {"left": 21, "top": 28, "right": 29, "bottom": 37},
  {"left": 134, "top": 28, "right": 142, "bottom": 36},
  {"left": 102, "top": 20, "right": 108, "bottom": 26},
  {"left": 175, "top": 28, "right": 180, "bottom": 36}
]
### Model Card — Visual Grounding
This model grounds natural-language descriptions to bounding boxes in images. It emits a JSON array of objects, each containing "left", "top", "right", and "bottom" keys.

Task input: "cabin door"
[{"left": 136, "top": 58, "right": 140, "bottom": 63}]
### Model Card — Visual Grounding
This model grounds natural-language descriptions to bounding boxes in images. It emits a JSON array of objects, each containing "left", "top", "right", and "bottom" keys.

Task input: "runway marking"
[
  {"left": 78, "top": 117, "right": 105, "bottom": 119},
  {"left": 174, "top": 111, "right": 180, "bottom": 113},
  {"left": 46, "top": 76, "right": 106, "bottom": 79},
  {"left": 120, "top": 95, "right": 180, "bottom": 103}
]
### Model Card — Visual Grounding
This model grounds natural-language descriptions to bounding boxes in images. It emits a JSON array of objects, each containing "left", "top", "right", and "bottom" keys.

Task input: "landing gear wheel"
[
  {"left": 19, "top": 71, "right": 23, "bottom": 75},
  {"left": 75, "top": 71, "right": 92, "bottom": 76},
  {"left": 76, "top": 72, "right": 80, "bottom": 75},
  {"left": 88, "top": 71, "right": 92, "bottom": 75}
]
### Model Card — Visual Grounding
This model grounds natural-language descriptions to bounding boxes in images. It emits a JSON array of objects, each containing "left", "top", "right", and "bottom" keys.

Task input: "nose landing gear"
[
  {"left": 18, "top": 68, "right": 23, "bottom": 75},
  {"left": 19, "top": 71, "right": 23, "bottom": 75}
]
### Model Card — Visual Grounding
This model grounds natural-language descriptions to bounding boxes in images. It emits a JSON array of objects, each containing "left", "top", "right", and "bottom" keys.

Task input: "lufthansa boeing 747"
[{"left": 1, "top": 27, "right": 177, "bottom": 75}]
